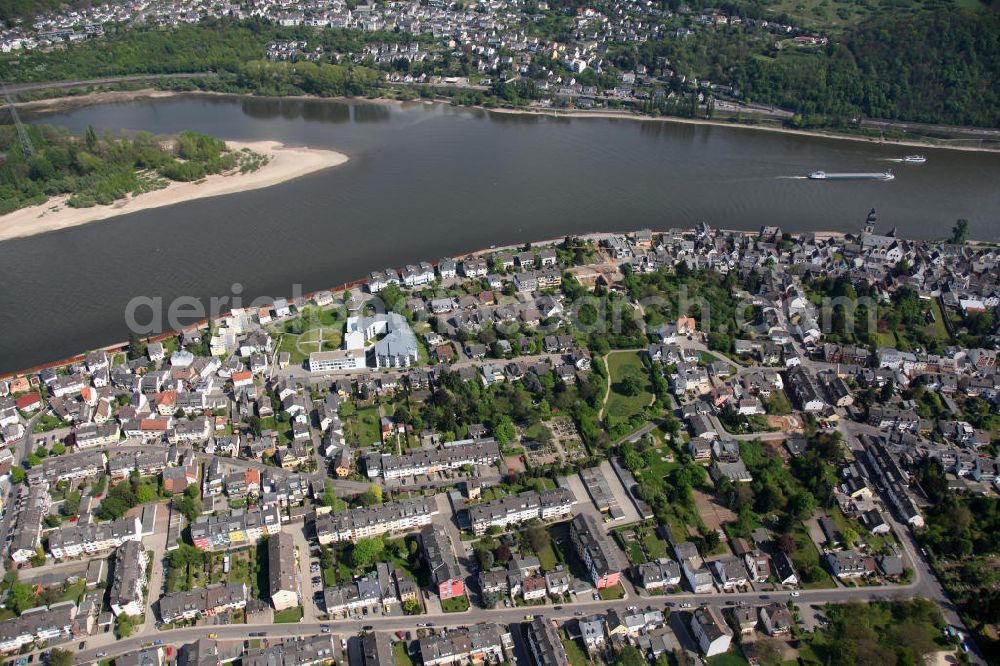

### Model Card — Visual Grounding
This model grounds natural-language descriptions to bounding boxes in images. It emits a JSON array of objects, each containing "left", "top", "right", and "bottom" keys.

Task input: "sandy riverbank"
[
  {"left": 0, "top": 140, "right": 349, "bottom": 243},
  {"left": 19, "top": 86, "right": 1000, "bottom": 154},
  {"left": 483, "top": 106, "right": 1000, "bottom": 153}
]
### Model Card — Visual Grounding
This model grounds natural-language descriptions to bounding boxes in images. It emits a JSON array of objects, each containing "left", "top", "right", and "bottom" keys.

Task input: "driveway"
[{"left": 288, "top": 522, "right": 319, "bottom": 622}]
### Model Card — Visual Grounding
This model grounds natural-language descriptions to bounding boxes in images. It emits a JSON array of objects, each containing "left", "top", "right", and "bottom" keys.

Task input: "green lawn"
[
  {"left": 764, "top": 390, "right": 794, "bottom": 415},
  {"left": 392, "top": 642, "right": 414, "bottom": 666},
  {"left": 346, "top": 405, "right": 382, "bottom": 447},
  {"left": 523, "top": 421, "right": 553, "bottom": 443},
  {"left": 441, "top": 594, "right": 470, "bottom": 613},
  {"left": 277, "top": 334, "right": 309, "bottom": 365},
  {"left": 827, "top": 505, "right": 893, "bottom": 553},
  {"left": 791, "top": 523, "right": 837, "bottom": 589},
  {"left": 561, "top": 637, "right": 589, "bottom": 666},
  {"left": 536, "top": 543, "right": 559, "bottom": 571},
  {"left": 273, "top": 606, "right": 304, "bottom": 623},
  {"left": 598, "top": 582, "right": 625, "bottom": 600},
  {"left": 707, "top": 653, "right": 749, "bottom": 666},
  {"left": 604, "top": 351, "right": 653, "bottom": 426},
  {"left": 922, "top": 298, "right": 950, "bottom": 341},
  {"left": 626, "top": 541, "right": 645, "bottom": 564},
  {"left": 875, "top": 330, "right": 897, "bottom": 348},
  {"left": 642, "top": 531, "right": 669, "bottom": 560},
  {"left": 643, "top": 449, "right": 681, "bottom": 481}
]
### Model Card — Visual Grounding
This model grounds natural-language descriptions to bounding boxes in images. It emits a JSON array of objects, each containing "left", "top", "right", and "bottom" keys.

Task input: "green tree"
[
  {"left": 175, "top": 494, "right": 202, "bottom": 522},
  {"left": 49, "top": 650, "right": 73, "bottom": 666},
  {"left": 619, "top": 371, "right": 644, "bottom": 397},
  {"left": 351, "top": 537, "right": 385, "bottom": 568},
  {"left": 10, "top": 466, "right": 25, "bottom": 483},
  {"left": 526, "top": 523, "right": 551, "bottom": 553},
  {"left": 116, "top": 614, "right": 135, "bottom": 637},
  {"left": 128, "top": 332, "right": 146, "bottom": 360},
  {"left": 951, "top": 218, "right": 969, "bottom": 244},
  {"left": 136, "top": 484, "right": 159, "bottom": 504},
  {"left": 61, "top": 491, "right": 81, "bottom": 517},
  {"left": 619, "top": 645, "right": 646, "bottom": 666},
  {"left": 492, "top": 415, "right": 516, "bottom": 445},
  {"left": 9, "top": 582, "right": 36, "bottom": 615},
  {"left": 85, "top": 125, "right": 98, "bottom": 152}
]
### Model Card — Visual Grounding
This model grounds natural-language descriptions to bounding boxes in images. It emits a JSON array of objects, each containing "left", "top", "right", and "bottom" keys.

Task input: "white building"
[{"left": 691, "top": 607, "right": 732, "bottom": 657}]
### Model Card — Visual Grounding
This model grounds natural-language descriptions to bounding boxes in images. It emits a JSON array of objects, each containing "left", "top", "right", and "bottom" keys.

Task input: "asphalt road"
[
  {"left": 5, "top": 73, "right": 216, "bottom": 96},
  {"left": 72, "top": 578, "right": 954, "bottom": 664}
]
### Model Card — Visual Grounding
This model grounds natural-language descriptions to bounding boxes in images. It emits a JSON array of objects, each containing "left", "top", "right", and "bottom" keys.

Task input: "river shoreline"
[
  {"left": 16, "top": 87, "right": 1000, "bottom": 154},
  {"left": 0, "top": 226, "right": 951, "bottom": 381},
  {"left": 0, "top": 140, "right": 349, "bottom": 243}
]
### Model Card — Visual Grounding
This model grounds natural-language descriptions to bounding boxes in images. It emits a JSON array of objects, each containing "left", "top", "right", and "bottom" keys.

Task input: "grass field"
[
  {"left": 875, "top": 330, "right": 900, "bottom": 349},
  {"left": 273, "top": 606, "right": 304, "bottom": 623},
  {"left": 345, "top": 405, "right": 381, "bottom": 447},
  {"left": 707, "top": 653, "right": 749, "bottom": 666},
  {"left": 536, "top": 543, "right": 560, "bottom": 571},
  {"left": 605, "top": 351, "right": 653, "bottom": 426},
  {"left": 598, "top": 582, "right": 626, "bottom": 600},
  {"left": 561, "top": 637, "right": 589, "bottom": 666},
  {"left": 392, "top": 642, "right": 414, "bottom": 666},
  {"left": 791, "top": 523, "right": 837, "bottom": 589},
  {"left": 642, "top": 531, "right": 669, "bottom": 559},
  {"left": 923, "top": 298, "right": 950, "bottom": 341},
  {"left": 441, "top": 594, "right": 471, "bottom": 613}
]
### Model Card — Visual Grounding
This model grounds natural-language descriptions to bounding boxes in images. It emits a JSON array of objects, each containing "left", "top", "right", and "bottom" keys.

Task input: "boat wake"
[{"left": 776, "top": 175, "right": 808, "bottom": 179}]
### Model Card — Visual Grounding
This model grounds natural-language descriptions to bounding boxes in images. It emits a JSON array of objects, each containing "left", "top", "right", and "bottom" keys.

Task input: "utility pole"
[{"left": 0, "top": 78, "right": 34, "bottom": 158}]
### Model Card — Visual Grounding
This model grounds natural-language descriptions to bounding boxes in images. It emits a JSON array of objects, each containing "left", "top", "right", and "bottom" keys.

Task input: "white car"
[{"left": 790, "top": 591, "right": 801, "bottom": 597}]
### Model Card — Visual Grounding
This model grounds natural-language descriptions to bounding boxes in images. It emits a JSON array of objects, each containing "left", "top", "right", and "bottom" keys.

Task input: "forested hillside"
[
  {"left": 1, "top": 8, "right": 999, "bottom": 127},
  {"left": 735, "top": 10, "right": 1000, "bottom": 126}
]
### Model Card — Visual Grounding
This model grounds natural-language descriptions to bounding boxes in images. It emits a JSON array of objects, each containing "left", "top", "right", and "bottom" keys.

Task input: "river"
[{"left": 2, "top": 94, "right": 999, "bottom": 373}]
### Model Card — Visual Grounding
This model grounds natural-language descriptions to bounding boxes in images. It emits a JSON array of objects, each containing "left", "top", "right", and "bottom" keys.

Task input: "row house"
[
  {"left": 73, "top": 423, "right": 120, "bottom": 448},
  {"left": 158, "top": 583, "right": 248, "bottom": 624},
  {"left": 323, "top": 563, "right": 406, "bottom": 616},
  {"left": 0, "top": 603, "right": 76, "bottom": 654},
  {"left": 48, "top": 516, "right": 142, "bottom": 560},
  {"left": 418, "top": 624, "right": 503, "bottom": 666},
  {"left": 108, "top": 450, "right": 168, "bottom": 481},
  {"left": 632, "top": 558, "right": 682, "bottom": 591},
  {"left": 244, "top": 636, "right": 335, "bottom": 666},
  {"left": 314, "top": 498, "right": 437, "bottom": 543},
  {"left": 189, "top": 505, "right": 282, "bottom": 551},
  {"left": 402, "top": 262, "right": 435, "bottom": 287},
  {"left": 467, "top": 488, "right": 574, "bottom": 535},
  {"left": 364, "top": 439, "right": 500, "bottom": 479},
  {"left": 26, "top": 451, "right": 105, "bottom": 486}
]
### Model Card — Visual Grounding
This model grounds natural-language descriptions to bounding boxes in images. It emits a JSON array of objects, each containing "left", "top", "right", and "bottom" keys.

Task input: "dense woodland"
[
  {"left": 0, "top": 0, "right": 90, "bottom": 22},
  {"left": 0, "top": 125, "right": 245, "bottom": 214}
]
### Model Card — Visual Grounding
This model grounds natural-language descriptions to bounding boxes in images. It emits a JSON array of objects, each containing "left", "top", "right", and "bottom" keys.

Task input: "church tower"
[{"left": 863, "top": 208, "right": 877, "bottom": 235}]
